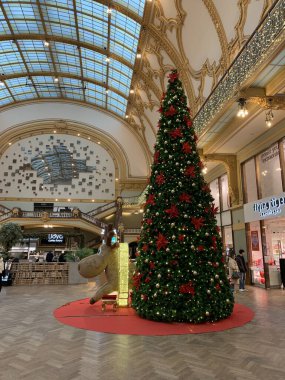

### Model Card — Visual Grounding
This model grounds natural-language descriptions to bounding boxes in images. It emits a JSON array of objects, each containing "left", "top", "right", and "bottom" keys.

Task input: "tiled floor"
[{"left": 0, "top": 283, "right": 285, "bottom": 380}]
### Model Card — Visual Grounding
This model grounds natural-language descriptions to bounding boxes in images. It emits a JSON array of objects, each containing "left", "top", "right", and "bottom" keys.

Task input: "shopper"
[
  {"left": 58, "top": 252, "right": 66, "bottom": 262},
  {"left": 228, "top": 250, "right": 240, "bottom": 293},
  {"left": 45, "top": 251, "right": 54, "bottom": 262},
  {"left": 236, "top": 249, "right": 248, "bottom": 291},
  {"left": 0, "top": 255, "right": 4, "bottom": 293}
]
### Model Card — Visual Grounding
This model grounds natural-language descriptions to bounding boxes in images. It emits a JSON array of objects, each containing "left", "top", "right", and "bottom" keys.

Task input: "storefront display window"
[
  {"left": 243, "top": 158, "right": 258, "bottom": 203},
  {"left": 215, "top": 213, "right": 221, "bottom": 227},
  {"left": 223, "top": 225, "right": 233, "bottom": 251},
  {"left": 209, "top": 179, "right": 220, "bottom": 211},
  {"left": 263, "top": 220, "right": 283, "bottom": 287},
  {"left": 257, "top": 143, "right": 283, "bottom": 198},
  {"left": 210, "top": 175, "right": 232, "bottom": 250},
  {"left": 220, "top": 174, "right": 230, "bottom": 211},
  {"left": 248, "top": 221, "right": 265, "bottom": 287}
]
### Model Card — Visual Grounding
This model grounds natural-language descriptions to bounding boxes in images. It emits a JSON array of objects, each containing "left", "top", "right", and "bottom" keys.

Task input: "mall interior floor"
[{"left": 0, "top": 283, "right": 284, "bottom": 380}]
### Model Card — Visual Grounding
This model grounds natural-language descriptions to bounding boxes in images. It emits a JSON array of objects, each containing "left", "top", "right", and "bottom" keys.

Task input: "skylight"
[{"left": 0, "top": 0, "right": 146, "bottom": 117}]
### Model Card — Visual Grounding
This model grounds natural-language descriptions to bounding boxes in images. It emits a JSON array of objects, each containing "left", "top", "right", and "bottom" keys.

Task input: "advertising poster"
[{"left": 251, "top": 230, "right": 260, "bottom": 251}]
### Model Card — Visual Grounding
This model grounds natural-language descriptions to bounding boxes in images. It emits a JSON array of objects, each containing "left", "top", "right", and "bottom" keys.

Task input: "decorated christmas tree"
[{"left": 132, "top": 69, "right": 234, "bottom": 323}]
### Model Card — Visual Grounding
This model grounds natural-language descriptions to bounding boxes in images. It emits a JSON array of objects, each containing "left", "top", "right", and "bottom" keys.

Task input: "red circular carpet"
[{"left": 54, "top": 299, "right": 254, "bottom": 335}]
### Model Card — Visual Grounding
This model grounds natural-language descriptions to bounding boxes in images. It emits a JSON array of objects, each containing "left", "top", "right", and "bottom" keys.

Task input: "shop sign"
[
  {"left": 244, "top": 192, "right": 285, "bottom": 222},
  {"left": 48, "top": 233, "right": 64, "bottom": 243}
]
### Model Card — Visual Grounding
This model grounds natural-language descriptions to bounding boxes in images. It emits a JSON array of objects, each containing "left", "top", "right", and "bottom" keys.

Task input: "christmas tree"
[{"left": 132, "top": 69, "right": 234, "bottom": 323}]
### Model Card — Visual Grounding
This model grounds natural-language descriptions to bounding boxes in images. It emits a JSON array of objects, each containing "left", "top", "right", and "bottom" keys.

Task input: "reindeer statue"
[{"left": 78, "top": 224, "right": 119, "bottom": 305}]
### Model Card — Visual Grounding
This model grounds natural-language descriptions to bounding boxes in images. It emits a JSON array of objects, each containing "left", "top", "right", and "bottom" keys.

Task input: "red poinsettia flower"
[
  {"left": 178, "top": 234, "right": 185, "bottom": 241},
  {"left": 184, "top": 115, "right": 193, "bottom": 127},
  {"left": 179, "top": 192, "right": 191, "bottom": 203},
  {"left": 165, "top": 205, "right": 179, "bottom": 218},
  {"left": 202, "top": 184, "right": 210, "bottom": 193},
  {"left": 168, "top": 71, "right": 179, "bottom": 83},
  {"left": 215, "top": 284, "right": 221, "bottom": 291},
  {"left": 149, "top": 261, "right": 155, "bottom": 270},
  {"left": 145, "top": 277, "right": 151, "bottom": 283},
  {"left": 142, "top": 244, "right": 149, "bottom": 252},
  {"left": 165, "top": 105, "right": 177, "bottom": 117},
  {"left": 182, "top": 142, "right": 192, "bottom": 154},
  {"left": 198, "top": 161, "right": 204, "bottom": 169},
  {"left": 205, "top": 204, "right": 219, "bottom": 215},
  {"left": 156, "top": 173, "right": 165, "bottom": 185},
  {"left": 169, "top": 128, "right": 183, "bottom": 139},
  {"left": 146, "top": 218, "right": 153, "bottom": 225},
  {"left": 146, "top": 194, "right": 155, "bottom": 205},
  {"left": 191, "top": 217, "right": 205, "bottom": 230},
  {"left": 185, "top": 166, "right": 196, "bottom": 177},
  {"left": 198, "top": 245, "right": 204, "bottom": 251},
  {"left": 133, "top": 272, "right": 142, "bottom": 290},
  {"left": 154, "top": 151, "right": 160, "bottom": 163},
  {"left": 156, "top": 233, "right": 169, "bottom": 250},
  {"left": 179, "top": 281, "right": 195, "bottom": 295},
  {"left": 158, "top": 106, "right": 163, "bottom": 113}
]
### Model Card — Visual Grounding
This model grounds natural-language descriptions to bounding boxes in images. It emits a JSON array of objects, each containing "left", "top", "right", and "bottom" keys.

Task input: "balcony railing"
[{"left": 0, "top": 209, "right": 107, "bottom": 230}]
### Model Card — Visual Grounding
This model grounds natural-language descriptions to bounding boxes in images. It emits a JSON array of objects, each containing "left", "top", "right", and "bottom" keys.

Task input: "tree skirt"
[{"left": 54, "top": 299, "right": 254, "bottom": 335}]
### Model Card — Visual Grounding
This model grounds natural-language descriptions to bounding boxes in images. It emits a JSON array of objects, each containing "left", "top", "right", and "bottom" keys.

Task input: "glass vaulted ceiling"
[{"left": 0, "top": 0, "right": 146, "bottom": 117}]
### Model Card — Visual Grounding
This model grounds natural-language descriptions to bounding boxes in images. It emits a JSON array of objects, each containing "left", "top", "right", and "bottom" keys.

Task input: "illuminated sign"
[
  {"left": 40, "top": 234, "right": 65, "bottom": 245},
  {"left": 253, "top": 196, "right": 285, "bottom": 217},
  {"left": 244, "top": 192, "right": 285, "bottom": 222},
  {"left": 48, "top": 234, "right": 64, "bottom": 243}
]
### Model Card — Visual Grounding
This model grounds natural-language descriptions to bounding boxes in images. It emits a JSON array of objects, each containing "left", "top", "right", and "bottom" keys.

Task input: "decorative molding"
[
  {"left": 202, "top": 0, "right": 229, "bottom": 68},
  {"left": 202, "top": 154, "right": 240, "bottom": 206},
  {"left": 119, "top": 179, "right": 147, "bottom": 193}
]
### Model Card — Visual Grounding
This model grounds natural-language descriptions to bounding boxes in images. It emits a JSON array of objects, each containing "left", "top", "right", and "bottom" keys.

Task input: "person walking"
[
  {"left": 236, "top": 249, "right": 248, "bottom": 291},
  {"left": 228, "top": 250, "right": 240, "bottom": 293}
]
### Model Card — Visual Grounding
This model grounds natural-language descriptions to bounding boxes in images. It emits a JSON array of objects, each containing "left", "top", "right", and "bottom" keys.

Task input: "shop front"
[
  {"left": 242, "top": 139, "right": 285, "bottom": 289},
  {"left": 209, "top": 174, "right": 233, "bottom": 254},
  {"left": 244, "top": 194, "right": 285, "bottom": 288}
]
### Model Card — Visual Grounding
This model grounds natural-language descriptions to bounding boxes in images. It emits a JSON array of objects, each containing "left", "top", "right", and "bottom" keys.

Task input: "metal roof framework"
[{"left": 0, "top": 0, "right": 146, "bottom": 117}]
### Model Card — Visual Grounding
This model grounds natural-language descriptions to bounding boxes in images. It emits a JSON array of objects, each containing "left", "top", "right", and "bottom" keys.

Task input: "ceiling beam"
[
  {"left": 1, "top": 71, "right": 128, "bottom": 101},
  {"left": 73, "top": 0, "right": 86, "bottom": 103},
  {"left": 0, "top": 34, "right": 134, "bottom": 70}
]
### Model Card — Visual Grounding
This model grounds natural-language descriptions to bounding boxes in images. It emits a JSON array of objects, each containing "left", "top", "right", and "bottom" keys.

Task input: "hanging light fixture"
[
  {"left": 237, "top": 98, "right": 248, "bottom": 117},
  {"left": 202, "top": 164, "right": 208, "bottom": 175},
  {"left": 265, "top": 109, "right": 274, "bottom": 127}
]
